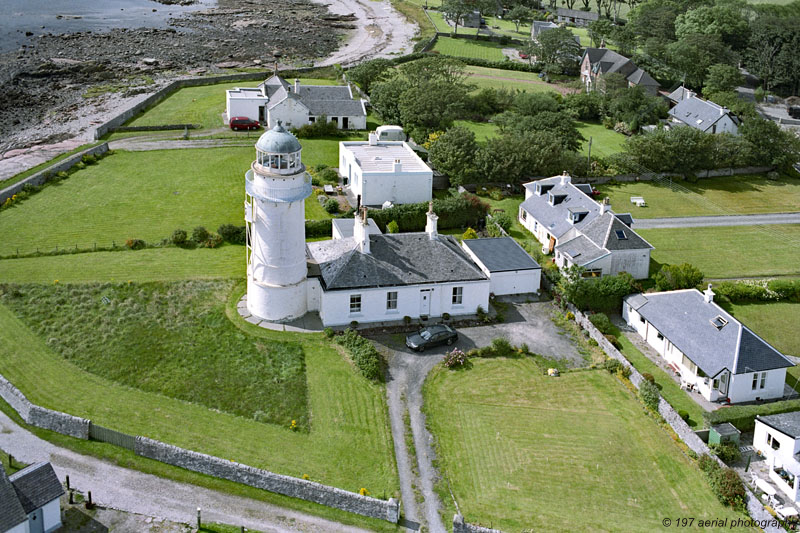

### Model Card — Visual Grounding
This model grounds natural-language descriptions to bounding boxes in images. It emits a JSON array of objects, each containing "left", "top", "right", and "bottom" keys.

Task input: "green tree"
[
  {"left": 399, "top": 56, "right": 469, "bottom": 89},
  {"left": 674, "top": 0, "right": 751, "bottom": 51},
  {"left": 623, "top": 127, "right": 716, "bottom": 174},
  {"left": 703, "top": 64, "right": 744, "bottom": 96},
  {"left": 528, "top": 27, "right": 581, "bottom": 73},
  {"left": 441, "top": 0, "right": 472, "bottom": 34},
  {"left": 740, "top": 117, "right": 800, "bottom": 170},
  {"left": 507, "top": 5, "right": 533, "bottom": 32},
  {"left": 346, "top": 58, "right": 394, "bottom": 94},
  {"left": 653, "top": 263, "right": 704, "bottom": 291},
  {"left": 746, "top": 16, "right": 785, "bottom": 90},
  {"left": 512, "top": 91, "right": 561, "bottom": 116},
  {"left": 475, "top": 130, "right": 568, "bottom": 184},
  {"left": 369, "top": 77, "right": 405, "bottom": 124},
  {"left": 398, "top": 81, "right": 468, "bottom": 139},
  {"left": 588, "top": 19, "right": 614, "bottom": 47},
  {"left": 387, "top": 220, "right": 400, "bottom": 233},
  {"left": 605, "top": 84, "right": 669, "bottom": 131},
  {"left": 428, "top": 126, "right": 479, "bottom": 186},
  {"left": 627, "top": 0, "right": 681, "bottom": 45},
  {"left": 667, "top": 33, "right": 734, "bottom": 89},
  {"left": 494, "top": 111, "right": 585, "bottom": 151}
]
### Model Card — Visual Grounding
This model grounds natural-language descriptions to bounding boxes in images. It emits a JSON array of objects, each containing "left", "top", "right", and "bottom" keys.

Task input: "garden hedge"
[{"left": 703, "top": 398, "right": 800, "bottom": 432}]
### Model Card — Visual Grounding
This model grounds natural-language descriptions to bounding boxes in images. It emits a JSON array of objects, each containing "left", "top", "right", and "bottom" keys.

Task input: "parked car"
[
  {"left": 405, "top": 324, "right": 458, "bottom": 352},
  {"left": 229, "top": 117, "right": 260, "bottom": 131}
]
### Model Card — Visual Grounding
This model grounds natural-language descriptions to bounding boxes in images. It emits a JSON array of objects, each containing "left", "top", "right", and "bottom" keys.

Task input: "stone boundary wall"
[
  {"left": 0, "top": 370, "right": 399, "bottom": 523},
  {"left": 0, "top": 374, "right": 89, "bottom": 439},
  {"left": 111, "top": 124, "right": 198, "bottom": 132},
  {"left": 577, "top": 166, "right": 774, "bottom": 184},
  {"left": 453, "top": 514, "right": 503, "bottom": 533},
  {"left": 92, "top": 67, "right": 322, "bottom": 140},
  {"left": 135, "top": 437, "right": 400, "bottom": 523},
  {"left": 0, "top": 143, "right": 109, "bottom": 204},
  {"left": 569, "top": 306, "right": 785, "bottom": 533}
]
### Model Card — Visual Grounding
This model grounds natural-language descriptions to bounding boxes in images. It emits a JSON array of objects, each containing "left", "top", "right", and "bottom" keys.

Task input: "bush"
[
  {"left": 678, "top": 409, "right": 690, "bottom": 422},
  {"left": 588, "top": 312, "right": 614, "bottom": 335},
  {"left": 565, "top": 311, "right": 574, "bottom": 321},
  {"left": 74, "top": 161, "right": 87, "bottom": 170},
  {"left": 202, "top": 233, "right": 223, "bottom": 249},
  {"left": 603, "top": 359, "right": 623, "bottom": 374},
  {"left": 324, "top": 327, "right": 335, "bottom": 339},
  {"left": 698, "top": 455, "right": 745, "bottom": 510},
  {"left": 386, "top": 220, "right": 400, "bottom": 234},
  {"left": 653, "top": 263, "right": 704, "bottom": 291},
  {"left": 768, "top": 279, "right": 800, "bottom": 302},
  {"left": 703, "top": 397, "right": 800, "bottom": 432},
  {"left": 324, "top": 199, "right": 340, "bottom": 214},
  {"left": 443, "top": 348, "right": 468, "bottom": 368},
  {"left": 367, "top": 193, "right": 490, "bottom": 233},
  {"left": 462, "top": 227, "right": 478, "bottom": 240},
  {"left": 171, "top": 229, "right": 188, "bottom": 246},
  {"left": 218, "top": 224, "right": 246, "bottom": 245},
  {"left": 442, "top": 312, "right": 451, "bottom": 321},
  {"left": 125, "top": 238, "right": 146, "bottom": 250},
  {"left": 292, "top": 115, "right": 341, "bottom": 138},
  {"left": 604, "top": 334, "right": 620, "bottom": 348},
  {"left": 81, "top": 153, "right": 97, "bottom": 165},
  {"left": 709, "top": 442, "right": 741, "bottom": 464},
  {"left": 192, "top": 226, "right": 210, "bottom": 243},
  {"left": 306, "top": 219, "right": 333, "bottom": 238},
  {"left": 642, "top": 372, "right": 655, "bottom": 384},
  {"left": 334, "top": 329, "right": 382, "bottom": 380},
  {"left": 491, "top": 337, "right": 514, "bottom": 357},
  {"left": 639, "top": 379, "right": 660, "bottom": 411}
]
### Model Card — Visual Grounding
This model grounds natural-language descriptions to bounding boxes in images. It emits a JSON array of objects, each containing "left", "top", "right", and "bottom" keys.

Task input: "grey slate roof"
[
  {"left": 668, "top": 95, "right": 736, "bottom": 132},
  {"left": 307, "top": 233, "right": 487, "bottom": 290},
  {"left": 757, "top": 412, "right": 800, "bottom": 439},
  {"left": 520, "top": 176, "right": 603, "bottom": 240},
  {"left": 555, "top": 234, "right": 609, "bottom": 265},
  {"left": 0, "top": 468, "right": 26, "bottom": 532},
  {"left": 624, "top": 289, "right": 794, "bottom": 377},
  {"left": 332, "top": 217, "right": 382, "bottom": 239},
  {"left": 668, "top": 86, "right": 695, "bottom": 103},
  {"left": 556, "top": 7, "right": 599, "bottom": 20},
  {"left": 614, "top": 213, "right": 634, "bottom": 227},
  {"left": 461, "top": 237, "right": 541, "bottom": 272},
  {"left": 582, "top": 48, "right": 660, "bottom": 89},
  {"left": 581, "top": 212, "right": 653, "bottom": 251},
  {"left": 9, "top": 462, "right": 64, "bottom": 514},
  {"left": 532, "top": 20, "right": 559, "bottom": 39},
  {"left": 259, "top": 75, "right": 366, "bottom": 118}
]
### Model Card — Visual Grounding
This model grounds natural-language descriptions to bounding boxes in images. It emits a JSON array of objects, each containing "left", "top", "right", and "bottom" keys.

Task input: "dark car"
[
  {"left": 405, "top": 324, "right": 458, "bottom": 352},
  {"left": 229, "top": 116, "right": 260, "bottom": 131}
]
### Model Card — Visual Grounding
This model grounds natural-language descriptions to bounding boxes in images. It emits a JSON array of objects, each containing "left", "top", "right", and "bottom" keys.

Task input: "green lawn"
[
  {"left": 125, "top": 78, "right": 340, "bottom": 131},
  {"left": 596, "top": 174, "right": 800, "bottom": 219},
  {"left": 721, "top": 301, "right": 800, "bottom": 357},
  {"left": 0, "top": 143, "right": 349, "bottom": 256},
  {"left": 465, "top": 65, "right": 559, "bottom": 93},
  {"left": 577, "top": 120, "right": 628, "bottom": 158},
  {"left": 616, "top": 335, "right": 706, "bottom": 427},
  {"left": 432, "top": 37, "right": 506, "bottom": 61},
  {"left": 424, "top": 358, "right": 747, "bottom": 532},
  {"left": 638, "top": 225, "right": 800, "bottom": 278},
  {"left": 453, "top": 120, "right": 500, "bottom": 142},
  {"left": 0, "top": 282, "right": 397, "bottom": 496}
]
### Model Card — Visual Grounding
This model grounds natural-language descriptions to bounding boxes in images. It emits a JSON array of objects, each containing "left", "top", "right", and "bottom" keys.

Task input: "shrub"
[
  {"left": 81, "top": 153, "right": 97, "bottom": 165},
  {"left": 639, "top": 380, "right": 661, "bottom": 411},
  {"left": 462, "top": 227, "right": 478, "bottom": 240},
  {"left": 565, "top": 311, "right": 574, "bottom": 321},
  {"left": 306, "top": 219, "right": 333, "bottom": 238},
  {"left": 386, "top": 220, "right": 400, "bottom": 233},
  {"left": 442, "top": 312, "right": 451, "bottom": 321},
  {"left": 678, "top": 409, "right": 690, "bottom": 422},
  {"left": 476, "top": 305, "right": 490, "bottom": 323},
  {"left": 335, "top": 329, "right": 382, "bottom": 380},
  {"left": 654, "top": 263, "right": 704, "bottom": 291},
  {"left": 324, "top": 199, "right": 340, "bottom": 214},
  {"left": 604, "top": 334, "right": 620, "bottom": 348},
  {"left": 698, "top": 455, "right": 745, "bottom": 510},
  {"left": 488, "top": 188, "right": 504, "bottom": 201},
  {"left": 125, "top": 238, "right": 146, "bottom": 250},
  {"left": 642, "top": 372, "right": 655, "bottom": 384},
  {"left": 324, "top": 327, "right": 335, "bottom": 339},
  {"left": 171, "top": 229, "right": 188, "bottom": 246},
  {"left": 218, "top": 224, "right": 246, "bottom": 245},
  {"left": 192, "top": 226, "right": 210, "bottom": 243},
  {"left": 443, "top": 348, "right": 468, "bottom": 368},
  {"left": 491, "top": 337, "right": 514, "bottom": 357},
  {"left": 349, "top": 320, "right": 359, "bottom": 329},
  {"left": 74, "top": 161, "right": 87, "bottom": 170},
  {"left": 709, "top": 442, "right": 741, "bottom": 464},
  {"left": 588, "top": 312, "right": 614, "bottom": 335},
  {"left": 317, "top": 167, "right": 339, "bottom": 184},
  {"left": 603, "top": 358, "right": 623, "bottom": 374},
  {"left": 703, "top": 398, "right": 800, "bottom": 432},
  {"left": 202, "top": 233, "right": 223, "bottom": 248},
  {"left": 293, "top": 115, "right": 341, "bottom": 138},
  {"left": 403, "top": 315, "right": 412, "bottom": 325}
]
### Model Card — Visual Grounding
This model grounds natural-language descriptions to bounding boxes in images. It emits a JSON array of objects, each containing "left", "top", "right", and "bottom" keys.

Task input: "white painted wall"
[
  {"left": 267, "top": 98, "right": 310, "bottom": 129},
  {"left": 359, "top": 170, "right": 432, "bottom": 206},
  {"left": 5, "top": 519, "right": 26, "bottom": 533},
  {"left": 226, "top": 91, "right": 267, "bottom": 122},
  {"left": 487, "top": 270, "right": 540, "bottom": 295},
  {"left": 728, "top": 368, "right": 786, "bottom": 403},
  {"left": 754, "top": 420, "right": 800, "bottom": 464},
  {"left": 318, "top": 280, "right": 490, "bottom": 327},
  {"left": 518, "top": 207, "right": 554, "bottom": 250},
  {"left": 42, "top": 498, "right": 61, "bottom": 533},
  {"left": 609, "top": 248, "right": 651, "bottom": 279}
]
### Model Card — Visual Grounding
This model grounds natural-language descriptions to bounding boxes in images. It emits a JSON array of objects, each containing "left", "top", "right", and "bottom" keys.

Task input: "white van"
[{"left": 376, "top": 125, "right": 406, "bottom": 142}]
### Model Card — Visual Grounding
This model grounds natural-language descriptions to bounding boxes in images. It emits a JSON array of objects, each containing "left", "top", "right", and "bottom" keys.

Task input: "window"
[
  {"left": 452, "top": 286, "right": 463, "bottom": 305},
  {"left": 682, "top": 354, "right": 697, "bottom": 374},
  {"left": 349, "top": 294, "right": 361, "bottom": 314},
  {"left": 309, "top": 116, "right": 316, "bottom": 123},
  {"left": 533, "top": 221, "right": 538, "bottom": 232},
  {"left": 639, "top": 315, "right": 646, "bottom": 324},
  {"left": 752, "top": 371, "right": 767, "bottom": 390},
  {"left": 657, "top": 332, "right": 664, "bottom": 340},
  {"left": 520, "top": 209, "right": 527, "bottom": 221},
  {"left": 615, "top": 229, "right": 627, "bottom": 240},
  {"left": 761, "top": 372, "right": 767, "bottom": 389},
  {"left": 386, "top": 291, "right": 398, "bottom": 311},
  {"left": 768, "top": 433, "right": 781, "bottom": 450},
  {"left": 711, "top": 315, "right": 728, "bottom": 330}
]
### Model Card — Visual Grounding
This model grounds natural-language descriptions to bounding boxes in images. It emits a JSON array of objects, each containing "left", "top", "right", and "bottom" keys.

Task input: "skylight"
[
  {"left": 615, "top": 229, "right": 627, "bottom": 239},
  {"left": 711, "top": 316, "right": 728, "bottom": 330}
]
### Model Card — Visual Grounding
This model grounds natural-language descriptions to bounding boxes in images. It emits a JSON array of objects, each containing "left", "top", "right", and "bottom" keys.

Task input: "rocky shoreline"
[{"left": 0, "top": 0, "right": 352, "bottom": 153}]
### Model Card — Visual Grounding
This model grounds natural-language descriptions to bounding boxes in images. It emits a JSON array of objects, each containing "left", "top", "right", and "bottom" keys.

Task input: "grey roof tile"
[
  {"left": 461, "top": 237, "right": 540, "bottom": 272},
  {"left": 668, "top": 96, "right": 733, "bottom": 132},
  {"left": 581, "top": 212, "right": 652, "bottom": 251},
  {"left": 582, "top": 48, "right": 660, "bottom": 89},
  {"left": 555, "top": 234, "right": 608, "bottom": 265},
  {"left": 758, "top": 412, "right": 800, "bottom": 439},
  {"left": 9, "top": 462, "right": 64, "bottom": 514},
  {"left": 0, "top": 468, "right": 26, "bottom": 532},
  {"left": 519, "top": 177, "right": 603, "bottom": 240},
  {"left": 556, "top": 7, "right": 599, "bottom": 19}
]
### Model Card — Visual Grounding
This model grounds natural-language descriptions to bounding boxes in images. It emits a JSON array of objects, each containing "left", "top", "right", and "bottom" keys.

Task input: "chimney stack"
[
  {"left": 294, "top": 78, "right": 300, "bottom": 93},
  {"left": 425, "top": 201, "right": 438, "bottom": 240},
  {"left": 560, "top": 171, "right": 571, "bottom": 185},
  {"left": 354, "top": 207, "right": 370, "bottom": 254},
  {"left": 368, "top": 132, "right": 378, "bottom": 146},
  {"left": 704, "top": 283, "right": 715, "bottom": 304},
  {"left": 601, "top": 196, "right": 611, "bottom": 214},
  {"left": 393, "top": 159, "right": 402, "bottom": 173}
]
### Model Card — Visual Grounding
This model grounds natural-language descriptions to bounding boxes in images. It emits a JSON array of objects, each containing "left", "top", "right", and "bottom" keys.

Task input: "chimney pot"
[
  {"left": 368, "top": 132, "right": 378, "bottom": 146},
  {"left": 704, "top": 283, "right": 715, "bottom": 303}
]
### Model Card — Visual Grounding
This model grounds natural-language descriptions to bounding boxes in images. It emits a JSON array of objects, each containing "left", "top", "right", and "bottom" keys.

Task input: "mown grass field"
[
  {"left": 0, "top": 282, "right": 397, "bottom": 497},
  {"left": 125, "top": 78, "right": 341, "bottom": 131},
  {"left": 596, "top": 174, "right": 800, "bottom": 219},
  {"left": 431, "top": 37, "right": 506, "bottom": 61},
  {"left": 0, "top": 144, "right": 347, "bottom": 256},
  {"left": 638, "top": 225, "right": 800, "bottom": 278},
  {"left": 577, "top": 120, "right": 628, "bottom": 157},
  {"left": 424, "top": 358, "right": 747, "bottom": 532},
  {"left": 464, "top": 65, "right": 559, "bottom": 93}
]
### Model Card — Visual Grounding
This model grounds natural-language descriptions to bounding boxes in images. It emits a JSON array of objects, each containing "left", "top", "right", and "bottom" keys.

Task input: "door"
[
  {"left": 419, "top": 289, "right": 432, "bottom": 316},
  {"left": 29, "top": 508, "right": 44, "bottom": 533},
  {"left": 258, "top": 105, "right": 266, "bottom": 123},
  {"left": 342, "top": 117, "right": 349, "bottom": 129}
]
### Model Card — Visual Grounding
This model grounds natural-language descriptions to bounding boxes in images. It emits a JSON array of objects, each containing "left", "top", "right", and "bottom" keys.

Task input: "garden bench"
[{"left": 630, "top": 196, "right": 646, "bottom": 207}]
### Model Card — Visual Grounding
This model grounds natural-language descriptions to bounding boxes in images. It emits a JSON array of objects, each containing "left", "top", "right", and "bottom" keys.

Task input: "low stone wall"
[
  {"left": 135, "top": 437, "right": 400, "bottom": 523},
  {"left": 0, "top": 374, "right": 89, "bottom": 439},
  {"left": 0, "top": 374, "right": 32, "bottom": 421},
  {"left": 453, "top": 514, "right": 503, "bottom": 533},
  {"left": 111, "top": 124, "right": 198, "bottom": 132},
  {"left": 0, "top": 143, "right": 109, "bottom": 204},
  {"left": 579, "top": 166, "right": 774, "bottom": 184}
]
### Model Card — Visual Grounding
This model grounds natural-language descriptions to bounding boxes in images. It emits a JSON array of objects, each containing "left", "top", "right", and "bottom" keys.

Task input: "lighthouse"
[{"left": 244, "top": 122, "right": 311, "bottom": 322}]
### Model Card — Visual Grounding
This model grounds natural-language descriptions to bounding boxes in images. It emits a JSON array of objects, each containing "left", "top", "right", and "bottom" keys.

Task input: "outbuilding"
[
  {"left": 1, "top": 462, "right": 64, "bottom": 533},
  {"left": 461, "top": 237, "right": 541, "bottom": 296}
]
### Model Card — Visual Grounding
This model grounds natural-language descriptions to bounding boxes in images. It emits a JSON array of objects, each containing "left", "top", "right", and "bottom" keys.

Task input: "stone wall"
[
  {"left": 453, "top": 514, "right": 504, "bottom": 533},
  {"left": 0, "top": 374, "right": 32, "bottom": 420},
  {"left": 135, "top": 437, "right": 400, "bottom": 523},
  {"left": 576, "top": 166, "right": 774, "bottom": 185},
  {"left": 0, "top": 374, "right": 89, "bottom": 439},
  {"left": 0, "top": 143, "right": 109, "bottom": 204}
]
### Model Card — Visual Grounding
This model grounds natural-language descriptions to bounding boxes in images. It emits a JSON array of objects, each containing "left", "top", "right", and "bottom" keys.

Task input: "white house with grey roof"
[
  {"left": 754, "top": 412, "right": 800, "bottom": 503},
  {"left": 0, "top": 462, "right": 64, "bottom": 533},
  {"left": 461, "top": 237, "right": 541, "bottom": 296},
  {"left": 518, "top": 173, "right": 652, "bottom": 279},
  {"left": 339, "top": 134, "right": 433, "bottom": 207},
  {"left": 226, "top": 74, "right": 366, "bottom": 130},
  {"left": 667, "top": 89, "right": 739, "bottom": 135},
  {"left": 580, "top": 47, "right": 660, "bottom": 95},
  {"left": 623, "top": 286, "right": 794, "bottom": 404}
]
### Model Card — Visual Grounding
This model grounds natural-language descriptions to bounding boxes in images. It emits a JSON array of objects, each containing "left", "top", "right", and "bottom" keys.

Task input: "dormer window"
[
  {"left": 548, "top": 192, "right": 567, "bottom": 206},
  {"left": 711, "top": 316, "right": 728, "bottom": 330}
]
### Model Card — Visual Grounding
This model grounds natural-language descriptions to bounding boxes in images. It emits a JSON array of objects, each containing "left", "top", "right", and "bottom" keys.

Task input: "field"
[
  {"left": 638, "top": 225, "right": 800, "bottom": 278},
  {"left": 577, "top": 120, "right": 628, "bottom": 157},
  {"left": 424, "top": 358, "right": 746, "bottom": 532},
  {"left": 721, "top": 301, "right": 800, "bottom": 356},
  {"left": 464, "top": 65, "right": 559, "bottom": 93},
  {"left": 453, "top": 120, "right": 500, "bottom": 142},
  {"left": 125, "top": 78, "right": 342, "bottom": 131},
  {"left": 0, "top": 144, "right": 348, "bottom": 256},
  {"left": 596, "top": 174, "right": 800, "bottom": 219},
  {"left": 0, "top": 281, "right": 398, "bottom": 497},
  {"left": 431, "top": 37, "right": 506, "bottom": 61}
]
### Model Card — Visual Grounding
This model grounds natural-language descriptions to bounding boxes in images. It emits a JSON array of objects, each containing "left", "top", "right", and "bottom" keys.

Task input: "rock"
[{"left": 142, "top": 57, "right": 158, "bottom": 65}]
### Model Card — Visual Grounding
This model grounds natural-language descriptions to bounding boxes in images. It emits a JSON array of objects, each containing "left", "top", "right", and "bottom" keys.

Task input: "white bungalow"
[
  {"left": 754, "top": 412, "right": 800, "bottom": 504},
  {"left": 0, "top": 462, "right": 64, "bottom": 533},
  {"left": 623, "top": 287, "right": 794, "bottom": 404}
]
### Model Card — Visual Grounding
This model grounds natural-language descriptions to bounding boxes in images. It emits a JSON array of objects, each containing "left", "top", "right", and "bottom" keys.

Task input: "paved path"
[
  {"left": 634, "top": 212, "right": 800, "bottom": 229},
  {"left": 0, "top": 410, "right": 368, "bottom": 533}
]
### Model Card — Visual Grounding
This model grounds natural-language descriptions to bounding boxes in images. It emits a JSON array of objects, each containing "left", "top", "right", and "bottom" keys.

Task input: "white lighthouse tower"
[{"left": 245, "top": 122, "right": 311, "bottom": 322}]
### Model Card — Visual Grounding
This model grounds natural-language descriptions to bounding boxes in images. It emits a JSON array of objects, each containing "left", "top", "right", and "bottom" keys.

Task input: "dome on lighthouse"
[{"left": 255, "top": 121, "right": 302, "bottom": 154}]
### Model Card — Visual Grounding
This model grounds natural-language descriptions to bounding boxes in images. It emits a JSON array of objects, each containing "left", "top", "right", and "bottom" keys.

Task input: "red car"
[{"left": 229, "top": 116, "right": 260, "bottom": 131}]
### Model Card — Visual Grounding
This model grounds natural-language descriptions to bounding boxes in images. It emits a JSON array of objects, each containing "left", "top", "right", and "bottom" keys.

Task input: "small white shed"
[{"left": 461, "top": 237, "right": 541, "bottom": 296}]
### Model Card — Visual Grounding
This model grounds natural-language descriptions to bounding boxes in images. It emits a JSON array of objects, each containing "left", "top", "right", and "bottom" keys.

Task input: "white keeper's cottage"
[
  {"left": 244, "top": 126, "right": 541, "bottom": 327},
  {"left": 0, "top": 462, "right": 64, "bottom": 533}
]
